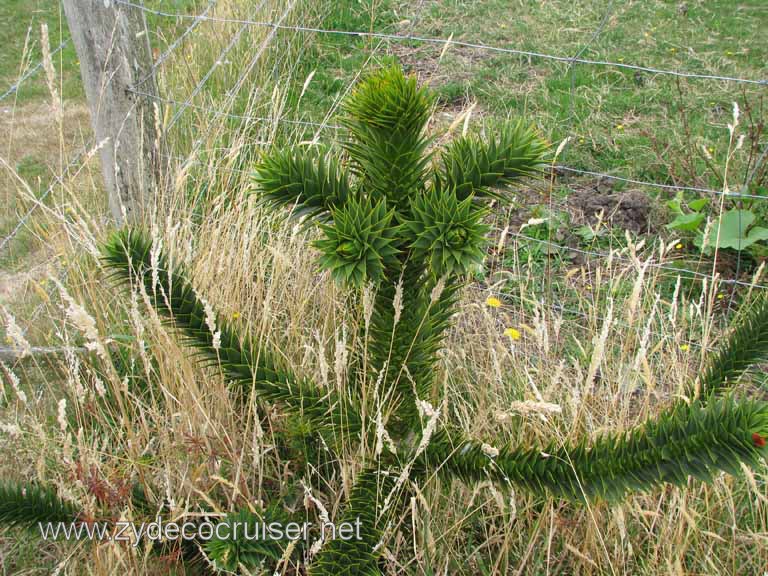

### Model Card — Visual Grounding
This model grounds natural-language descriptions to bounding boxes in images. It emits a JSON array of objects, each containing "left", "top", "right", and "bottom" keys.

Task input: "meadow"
[{"left": 1, "top": 0, "right": 767, "bottom": 573}]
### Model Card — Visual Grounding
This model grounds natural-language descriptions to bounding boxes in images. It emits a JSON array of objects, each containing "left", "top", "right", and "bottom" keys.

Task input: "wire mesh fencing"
[{"left": 2, "top": 0, "right": 768, "bottom": 352}]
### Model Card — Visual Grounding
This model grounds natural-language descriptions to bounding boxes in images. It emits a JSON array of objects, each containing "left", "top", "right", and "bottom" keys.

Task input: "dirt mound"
[{"left": 569, "top": 183, "right": 654, "bottom": 235}]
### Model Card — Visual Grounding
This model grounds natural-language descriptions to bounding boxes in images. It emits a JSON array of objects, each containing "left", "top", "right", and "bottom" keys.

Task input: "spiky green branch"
[
  {"left": 205, "top": 505, "right": 301, "bottom": 571},
  {"left": 314, "top": 196, "right": 399, "bottom": 287},
  {"left": 252, "top": 147, "right": 352, "bottom": 220},
  {"left": 422, "top": 397, "right": 768, "bottom": 502},
  {"left": 102, "top": 228, "right": 361, "bottom": 438},
  {"left": 0, "top": 481, "right": 79, "bottom": 529},
  {"left": 341, "top": 65, "right": 434, "bottom": 211},
  {"left": 436, "top": 120, "right": 547, "bottom": 200},
  {"left": 365, "top": 264, "right": 460, "bottom": 432},
  {"left": 310, "top": 469, "right": 399, "bottom": 576},
  {"left": 692, "top": 292, "right": 768, "bottom": 399}
]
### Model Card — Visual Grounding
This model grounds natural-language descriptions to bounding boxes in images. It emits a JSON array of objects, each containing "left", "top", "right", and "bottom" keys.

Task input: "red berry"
[{"left": 752, "top": 433, "right": 766, "bottom": 448}]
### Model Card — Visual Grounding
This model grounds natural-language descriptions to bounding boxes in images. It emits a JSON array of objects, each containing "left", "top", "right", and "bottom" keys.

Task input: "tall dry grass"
[{"left": 1, "top": 1, "right": 767, "bottom": 574}]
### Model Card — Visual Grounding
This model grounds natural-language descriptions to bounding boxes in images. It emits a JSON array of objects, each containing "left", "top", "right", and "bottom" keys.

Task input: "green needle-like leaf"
[
  {"left": 310, "top": 468, "right": 399, "bottom": 576},
  {"left": 0, "top": 481, "right": 79, "bottom": 529},
  {"left": 422, "top": 397, "right": 768, "bottom": 502},
  {"left": 693, "top": 291, "right": 768, "bottom": 399},
  {"left": 437, "top": 120, "right": 548, "bottom": 200},
  {"left": 341, "top": 66, "right": 434, "bottom": 210},
  {"left": 404, "top": 188, "right": 490, "bottom": 277},
  {"left": 253, "top": 147, "right": 351, "bottom": 220},
  {"left": 102, "top": 228, "right": 361, "bottom": 438},
  {"left": 314, "top": 196, "right": 400, "bottom": 287}
]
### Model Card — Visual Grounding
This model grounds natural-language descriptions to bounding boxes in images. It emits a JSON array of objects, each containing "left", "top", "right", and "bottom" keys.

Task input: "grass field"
[{"left": 1, "top": 0, "right": 768, "bottom": 574}]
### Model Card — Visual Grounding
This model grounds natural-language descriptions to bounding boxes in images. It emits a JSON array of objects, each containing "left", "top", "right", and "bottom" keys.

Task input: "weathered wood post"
[{"left": 62, "top": 0, "right": 162, "bottom": 224}]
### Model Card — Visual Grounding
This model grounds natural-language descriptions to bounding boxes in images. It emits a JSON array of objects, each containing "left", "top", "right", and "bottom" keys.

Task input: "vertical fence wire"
[{"left": 3, "top": 0, "right": 768, "bottom": 344}]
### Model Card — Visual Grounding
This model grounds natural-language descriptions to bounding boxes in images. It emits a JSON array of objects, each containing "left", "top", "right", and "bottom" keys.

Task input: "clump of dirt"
[
  {"left": 389, "top": 43, "right": 478, "bottom": 89},
  {"left": 569, "top": 182, "right": 654, "bottom": 235}
]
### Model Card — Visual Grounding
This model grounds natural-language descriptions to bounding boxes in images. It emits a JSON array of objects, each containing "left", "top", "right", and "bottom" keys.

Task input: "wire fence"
[
  {"left": 116, "top": 0, "right": 768, "bottom": 86},
  {"left": 2, "top": 0, "right": 768, "bottom": 349},
  {"left": 138, "top": 89, "right": 768, "bottom": 200},
  {"left": 133, "top": 0, "right": 766, "bottom": 293},
  {"left": 0, "top": 144, "right": 92, "bottom": 256},
  {"left": 113, "top": 3, "right": 768, "bottom": 199},
  {"left": 0, "top": 38, "right": 70, "bottom": 103},
  {"left": 0, "top": 1, "right": 220, "bottom": 256}
]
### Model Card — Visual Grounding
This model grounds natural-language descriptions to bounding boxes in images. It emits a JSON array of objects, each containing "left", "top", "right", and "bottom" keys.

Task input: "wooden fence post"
[{"left": 62, "top": 0, "right": 162, "bottom": 224}]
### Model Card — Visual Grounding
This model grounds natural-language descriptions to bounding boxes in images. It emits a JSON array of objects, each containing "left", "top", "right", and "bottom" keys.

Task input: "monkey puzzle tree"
[{"left": 5, "top": 65, "right": 768, "bottom": 574}]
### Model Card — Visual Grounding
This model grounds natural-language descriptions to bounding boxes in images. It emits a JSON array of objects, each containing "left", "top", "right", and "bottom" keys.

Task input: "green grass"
[
  {"left": 278, "top": 0, "right": 766, "bottom": 189},
  {"left": 402, "top": 0, "right": 766, "bottom": 189},
  {"left": 0, "top": 0, "right": 206, "bottom": 104},
  {"left": 271, "top": 0, "right": 768, "bottom": 321},
  {"left": 0, "top": 0, "right": 206, "bottom": 269},
  {"left": 277, "top": 0, "right": 398, "bottom": 135},
  {"left": 0, "top": 0, "right": 80, "bottom": 103}
]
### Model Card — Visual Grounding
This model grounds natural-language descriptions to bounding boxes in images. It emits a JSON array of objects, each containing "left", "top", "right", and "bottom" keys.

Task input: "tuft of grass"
[{"left": 2, "top": 0, "right": 768, "bottom": 574}]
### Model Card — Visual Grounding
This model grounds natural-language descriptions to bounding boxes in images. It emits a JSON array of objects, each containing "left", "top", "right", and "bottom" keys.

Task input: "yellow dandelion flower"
[
  {"left": 676, "top": 243, "right": 683, "bottom": 249},
  {"left": 232, "top": 312, "right": 240, "bottom": 319},
  {"left": 680, "top": 344, "right": 690, "bottom": 352},
  {"left": 504, "top": 327, "right": 522, "bottom": 340},
  {"left": 616, "top": 124, "right": 624, "bottom": 130},
  {"left": 717, "top": 293, "right": 724, "bottom": 300},
  {"left": 486, "top": 296, "right": 502, "bottom": 308}
]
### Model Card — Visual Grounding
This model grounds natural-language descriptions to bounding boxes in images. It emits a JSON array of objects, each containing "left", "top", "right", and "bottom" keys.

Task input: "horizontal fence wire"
[
  {"left": 553, "top": 165, "right": 756, "bottom": 198},
  {"left": 122, "top": 0, "right": 766, "bottom": 293},
  {"left": 499, "top": 291, "right": 715, "bottom": 353},
  {"left": 504, "top": 229, "right": 768, "bottom": 290},
  {"left": 134, "top": 0, "right": 218, "bottom": 89},
  {"left": 115, "top": 0, "right": 767, "bottom": 198},
  {"left": 167, "top": 21, "right": 251, "bottom": 129},
  {"left": 162, "top": 145, "right": 724, "bottom": 351},
  {"left": 115, "top": 0, "right": 768, "bottom": 87},
  {"left": 129, "top": 89, "right": 338, "bottom": 128},
  {"left": 161, "top": 145, "right": 722, "bottom": 350},
  {"left": 137, "top": 88, "right": 768, "bottom": 200},
  {"left": 0, "top": 38, "right": 70, "bottom": 103},
  {"left": 0, "top": 143, "right": 93, "bottom": 255},
  {"left": 158, "top": 152, "right": 768, "bottom": 292}
]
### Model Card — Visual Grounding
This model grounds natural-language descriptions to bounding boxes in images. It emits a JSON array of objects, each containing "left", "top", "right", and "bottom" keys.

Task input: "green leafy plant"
[
  {"left": 666, "top": 192, "right": 709, "bottom": 233},
  {"left": 0, "top": 482, "right": 79, "bottom": 529},
  {"left": 509, "top": 208, "right": 571, "bottom": 265},
  {"left": 104, "top": 66, "right": 768, "bottom": 574},
  {"left": 667, "top": 192, "right": 768, "bottom": 254},
  {"left": 7, "top": 65, "right": 768, "bottom": 575},
  {"left": 702, "top": 209, "right": 768, "bottom": 252}
]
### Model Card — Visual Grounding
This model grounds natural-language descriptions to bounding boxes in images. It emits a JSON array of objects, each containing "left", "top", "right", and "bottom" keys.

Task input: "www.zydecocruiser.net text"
[{"left": 38, "top": 517, "right": 364, "bottom": 546}]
